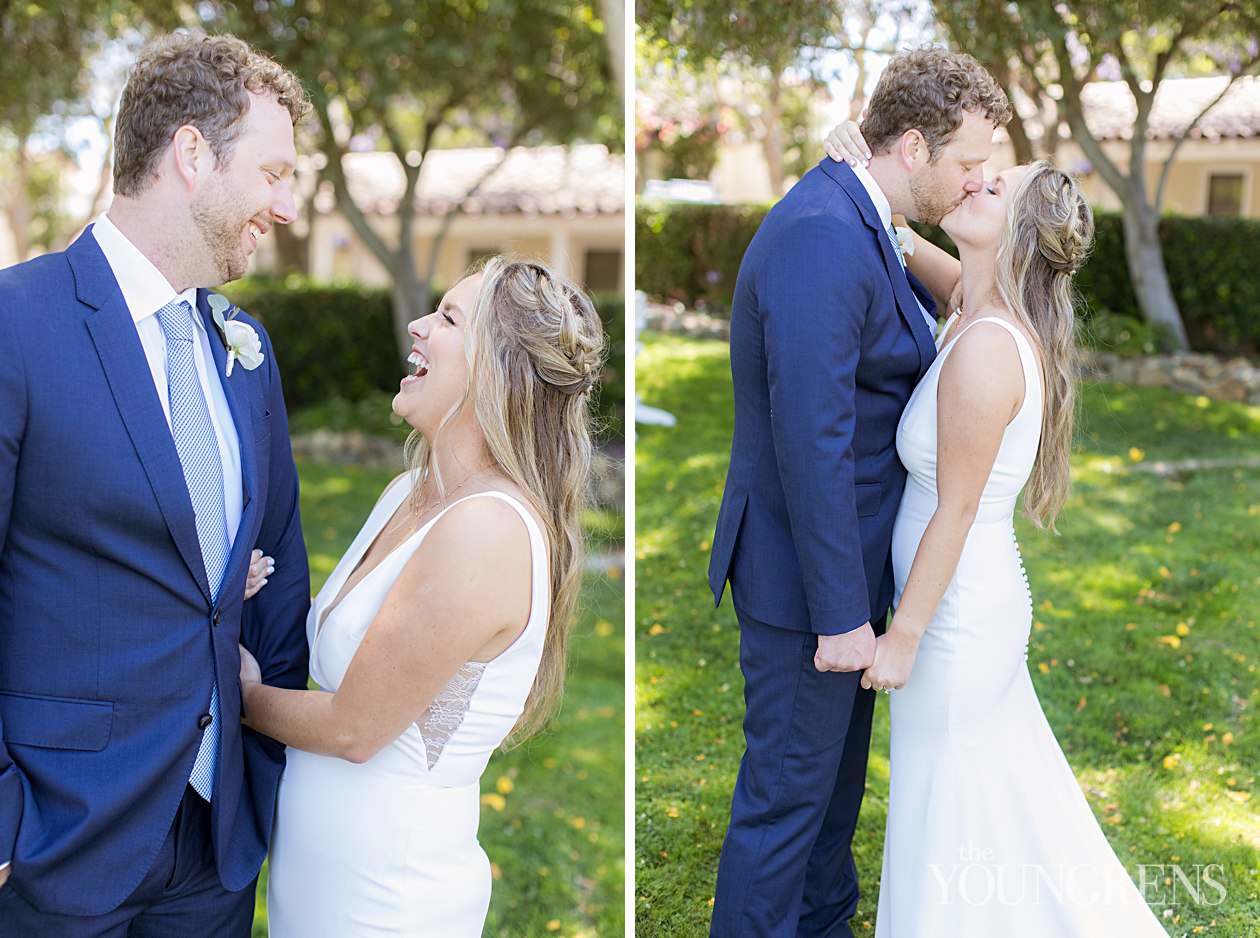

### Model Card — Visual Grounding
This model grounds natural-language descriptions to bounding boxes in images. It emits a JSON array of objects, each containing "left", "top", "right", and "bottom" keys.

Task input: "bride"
[
  {"left": 827, "top": 124, "right": 1167, "bottom": 936},
  {"left": 238, "top": 257, "right": 604, "bottom": 936}
]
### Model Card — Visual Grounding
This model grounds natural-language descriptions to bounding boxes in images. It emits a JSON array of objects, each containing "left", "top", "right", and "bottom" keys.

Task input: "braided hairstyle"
[
  {"left": 993, "top": 161, "right": 1094, "bottom": 530},
  {"left": 406, "top": 256, "right": 605, "bottom": 744}
]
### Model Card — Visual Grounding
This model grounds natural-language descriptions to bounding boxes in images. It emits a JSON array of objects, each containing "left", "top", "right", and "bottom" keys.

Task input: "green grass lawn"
[
  {"left": 250, "top": 460, "right": 625, "bottom": 937},
  {"left": 635, "top": 333, "right": 1260, "bottom": 937}
]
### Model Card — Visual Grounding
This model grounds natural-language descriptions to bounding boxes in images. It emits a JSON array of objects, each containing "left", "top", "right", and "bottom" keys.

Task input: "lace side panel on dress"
[{"left": 418, "top": 661, "right": 487, "bottom": 770}]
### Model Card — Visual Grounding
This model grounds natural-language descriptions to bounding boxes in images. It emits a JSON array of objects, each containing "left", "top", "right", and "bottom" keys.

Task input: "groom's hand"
[
  {"left": 0, "top": 863, "right": 10, "bottom": 888},
  {"left": 814, "top": 623, "right": 876, "bottom": 672}
]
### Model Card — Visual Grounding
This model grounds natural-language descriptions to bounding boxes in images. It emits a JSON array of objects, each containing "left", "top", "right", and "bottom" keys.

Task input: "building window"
[
  {"left": 583, "top": 249, "right": 623, "bottom": 293},
  {"left": 1207, "top": 174, "right": 1244, "bottom": 216}
]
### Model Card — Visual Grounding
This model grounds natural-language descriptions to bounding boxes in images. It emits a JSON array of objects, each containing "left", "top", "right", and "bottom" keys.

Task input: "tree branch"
[
  {"left": 419, "top": 126, "right": 528, "bottom": 284},
  {"left": 1155, "top": 58, "right": 1260, "bottom": 210},
  {"left": 1049, "top": 29, "right": 1128, "bottom": 198},
  {"left": 312, "top": 92, "right": 403, "bottom": 279}
]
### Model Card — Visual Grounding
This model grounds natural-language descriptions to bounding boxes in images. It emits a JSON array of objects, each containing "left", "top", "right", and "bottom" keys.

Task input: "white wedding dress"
[
  {"left": 267, "top": 477, "right": 550, "bottom": 937},
  {"left": 876, "top": 315, "right": 1166, "bottom": 937}
]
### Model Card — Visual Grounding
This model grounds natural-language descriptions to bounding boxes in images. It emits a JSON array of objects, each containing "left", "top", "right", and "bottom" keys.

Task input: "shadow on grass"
[{"left": 636, "top": 334, "right": 1260, "bottom": 937}]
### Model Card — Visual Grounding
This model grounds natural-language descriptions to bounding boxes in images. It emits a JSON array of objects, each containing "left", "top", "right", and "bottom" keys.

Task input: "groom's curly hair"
[
  {"left": 860, "top": 47, "right": 1011, "bottom": 159},
  {"left": 114, "top": 32, "right": 311, "bottom": 197}
]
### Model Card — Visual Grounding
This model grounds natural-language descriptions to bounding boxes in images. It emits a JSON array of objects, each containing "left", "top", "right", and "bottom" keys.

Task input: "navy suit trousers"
[
  {"left": 0, "top": 786, "right": 255, "bottom": 937},
  {"left": 711, "top": 612, "right": 878, "bottom": 938}
]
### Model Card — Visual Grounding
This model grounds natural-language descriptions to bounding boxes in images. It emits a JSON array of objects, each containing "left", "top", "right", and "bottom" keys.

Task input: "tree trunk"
[
  {"left": 271, "top": 224, "right": 310, "bottom": 275},
  {"left": 761, "top": 72, "right": 785, "bottom": 196},
  {"left": 1121, "top": 201, "right": 1189, "bottom": 351},
  {"left": 597, "top": 0, "right": 624, "bottom": 96},
  {"left": 1003, "top": 88, "right": 1036, "bottom": 164},
  {"left": 391, "top": 258, "right": 430, "bottom": 361},
  {"left": 7, "top": 134, "right": 31, "bottom": 262}
]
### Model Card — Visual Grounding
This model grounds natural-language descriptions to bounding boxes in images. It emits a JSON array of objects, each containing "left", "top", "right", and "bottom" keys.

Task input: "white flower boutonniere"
[
  {"left": 207, "top": 293, "right": 265, "bottom": 377},
  {"left": 894, "top": 225, "right": 916, "bottom": 258}
]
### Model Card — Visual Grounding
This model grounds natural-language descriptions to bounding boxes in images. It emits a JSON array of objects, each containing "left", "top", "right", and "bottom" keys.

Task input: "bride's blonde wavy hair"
[
  {"left": 993, "top": 161, "right": 1094, "bottom": 531},
  {"left": 403, "top": 256, "right": 606, "bottom": 745}
]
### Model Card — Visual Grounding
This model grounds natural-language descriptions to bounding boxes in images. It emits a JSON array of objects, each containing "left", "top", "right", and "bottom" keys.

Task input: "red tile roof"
[
  {"left": 311, "top": 144, "right": 624, "bottom": 217},
  {"left": 1079, "top": 75, "right": 1260, "bottom": 141}
]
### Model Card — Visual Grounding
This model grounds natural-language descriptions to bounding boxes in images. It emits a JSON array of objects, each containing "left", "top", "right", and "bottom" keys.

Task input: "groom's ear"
[
  {"left": 170, "top": 124, "right": 210, "bottom": 191},
  {"left": 895, "top": 129, "right": 930, "bottom": 172}
]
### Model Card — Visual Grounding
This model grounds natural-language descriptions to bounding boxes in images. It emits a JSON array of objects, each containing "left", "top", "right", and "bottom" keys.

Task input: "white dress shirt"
[
  {"left": 91, "top": 212, "right": 244, "bottom": 548},
  {"left": 849, "top": 162, "right": 938, "bottom": 332}
]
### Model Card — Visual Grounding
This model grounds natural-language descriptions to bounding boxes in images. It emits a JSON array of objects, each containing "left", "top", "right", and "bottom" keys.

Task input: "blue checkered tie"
[
  {"left": 887, "top": 222, "right": 937, "bottom": 333},
  {"left": 887, "top": 222, "right": 905, "bottom": 264},
  {"left": 156, "top": 299, "right": 227, "bottom": 801}
]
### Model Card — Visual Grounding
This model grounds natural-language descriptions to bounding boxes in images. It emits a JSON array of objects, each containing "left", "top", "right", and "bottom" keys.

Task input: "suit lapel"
[
  {"left": 824, "top": 160, "right": 938, "bottom": 377},
  {"left": 196, "top": 289, "right": 258, "bottom": 593},
  {"left": 71, "top": 232, "right": 214, "bottom": 604}
]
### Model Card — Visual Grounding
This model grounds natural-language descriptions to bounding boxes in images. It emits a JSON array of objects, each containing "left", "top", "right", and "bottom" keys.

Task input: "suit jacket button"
[
  {"left": 198, "top": 713, "right": 213, "bottom": 729},
  {"left": 212, "top": 610, "right": 222, "bottom": 627}
]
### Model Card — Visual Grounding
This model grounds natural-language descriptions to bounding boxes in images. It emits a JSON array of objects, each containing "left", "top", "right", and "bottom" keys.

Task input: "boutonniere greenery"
[{"left": 207, "top": 293, "right": 264, "bottom": 378}]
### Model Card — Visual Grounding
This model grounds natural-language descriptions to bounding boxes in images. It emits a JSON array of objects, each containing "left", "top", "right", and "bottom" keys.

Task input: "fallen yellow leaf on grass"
[
  {"left": 1163, "top": 753, "right": 1181, "bottom": 769},
  {"left": 1167, "top": 521, "right": 1182, "bottom": 533},
  {"left": 1225, "top": 790, "right": 1251, "bottom": 803},
  {"left": 481, "top": 793, "right": 507, "bottom": 811},
  {"left": 1156, "top": 635, "right": 1181, "bottom": 649},
  {"left": 1222, "top": 731, "right": 1234, "bottom": 745},
  {"left": 496, "top": 776, "right": 514, "bottom": 795},
  {"left": 1037, "top": 662, "right": 1050, "bottom": 674},
  {"left": 666, "top": 806, "right": 680, "bottom": 818},
  {"left": 1129, "top": 447, "right": 1145, "bottom": 461},
  {"left": 649, "top": 623, "right": 667, "bottom": 636},
  {"left": 1175, "top": 622, "right": 1190, "bottom": 636},
  {"left": 594, "top": 619, "right": 615, "bottom": 637}
]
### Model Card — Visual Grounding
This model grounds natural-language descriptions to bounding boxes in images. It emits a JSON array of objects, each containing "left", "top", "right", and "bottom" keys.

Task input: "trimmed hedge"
[
  {"left": 635, "top": 201, "right": 1260, "bottom": 353},
  {"left": 221, "top": 276, "right": 625, "bottom": 441}
]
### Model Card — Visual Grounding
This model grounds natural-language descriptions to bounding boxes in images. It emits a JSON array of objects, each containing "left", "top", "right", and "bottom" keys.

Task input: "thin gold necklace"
[{"left": 406, "top": 464, "right": 497, "bottom": 530}]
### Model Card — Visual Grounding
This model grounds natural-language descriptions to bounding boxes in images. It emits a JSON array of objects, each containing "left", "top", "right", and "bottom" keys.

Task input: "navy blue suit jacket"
[
  {"left": 0, "top": 228, "right": 310, "bottom": 914},
  {"left": 708, "top": 159, "right": 937, "bottom": 635}
]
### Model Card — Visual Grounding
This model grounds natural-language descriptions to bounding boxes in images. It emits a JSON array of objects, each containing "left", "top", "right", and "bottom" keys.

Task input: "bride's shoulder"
[{"left": 940, "top": 317, "right": 1028, "bottom": 406}]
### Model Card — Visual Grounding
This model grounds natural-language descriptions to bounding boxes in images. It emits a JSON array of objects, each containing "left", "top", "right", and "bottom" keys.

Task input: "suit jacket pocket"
[
  {"left": 0, "top": 692, "right": 113, "bottom": 751},
  {"left": 854, "top": 482, "right": 882, "bottom": 519},
  {"left": 253, "top": 407, "right": 272, "bottom": 447}
]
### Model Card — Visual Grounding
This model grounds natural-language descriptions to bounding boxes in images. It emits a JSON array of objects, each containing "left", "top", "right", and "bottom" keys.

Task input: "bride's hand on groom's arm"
[
  {"left": 239, "top": 643, "right": 263, "bottom": 688},
  {"left": 0, "top": 862, "right": 9, "bottom": 888},
  {"left": 243, "top": 549, "right": 275, "bottom": 601},
  {"left": 814, "top": 623, "right": 877, "bottom": 672}
]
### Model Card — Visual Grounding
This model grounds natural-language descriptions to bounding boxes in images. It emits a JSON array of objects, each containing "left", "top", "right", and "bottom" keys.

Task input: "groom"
[
  {"left": 0, "top": 34, "right": 311, "bottom": 934},
  {"left": 707, "top": 49, "right": 1010, "bottom": 936}
]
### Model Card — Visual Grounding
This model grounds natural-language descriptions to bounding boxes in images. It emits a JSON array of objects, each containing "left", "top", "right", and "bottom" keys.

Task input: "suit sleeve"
[
  {"left": 760, "top": 215, "right": 874, "bottom": 635},
  {"left": 0, "top": 305, "right": 27, "bottom": 865},
  {"left": 239, "top": 326, "right": 310, "bottom": 763}
]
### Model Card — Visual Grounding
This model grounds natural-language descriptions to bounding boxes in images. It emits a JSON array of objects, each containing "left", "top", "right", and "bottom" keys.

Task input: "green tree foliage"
[
  {"left": 932, "top": 0, "right": 1260, "bottom": 350},
  {"left": 638, "top": 0, "right": 845, "bottom": 193},
  {"left": 200, "top": 0, "right": 620, "bottom": 356}
]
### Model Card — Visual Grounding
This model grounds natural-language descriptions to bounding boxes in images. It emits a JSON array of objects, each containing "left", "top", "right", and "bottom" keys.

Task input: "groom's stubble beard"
[
  {"left": 190, "top": 166, "right": 258, "bottom": 287},
  {"left": 909, "top": 164, "right": 964, "bottom": 227}
]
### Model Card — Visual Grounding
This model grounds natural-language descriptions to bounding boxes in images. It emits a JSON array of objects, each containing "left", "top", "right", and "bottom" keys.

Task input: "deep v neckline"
[{"left": 315, "top": 484, "right": 423, "bottom": 639}]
